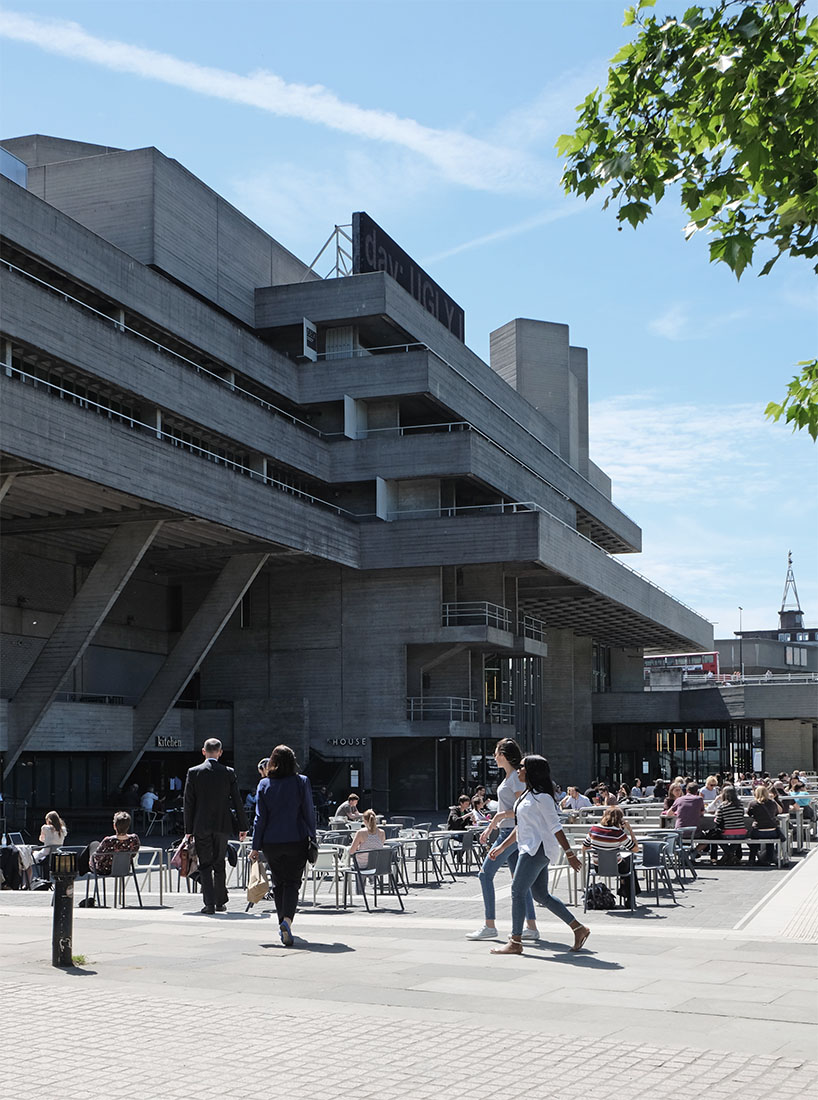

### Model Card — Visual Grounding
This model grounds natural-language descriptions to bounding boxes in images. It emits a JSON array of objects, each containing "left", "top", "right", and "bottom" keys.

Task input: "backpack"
[{"left": 585, "top": 882, "right": 616, "bottom": 910}]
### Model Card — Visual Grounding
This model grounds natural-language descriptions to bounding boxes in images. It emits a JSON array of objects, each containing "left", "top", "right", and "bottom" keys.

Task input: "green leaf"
[{"left": 619, "top": 200, "right": 653, "bottom": 227}]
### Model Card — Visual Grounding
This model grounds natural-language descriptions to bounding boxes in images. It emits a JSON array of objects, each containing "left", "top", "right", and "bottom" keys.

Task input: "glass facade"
[{"left": 594, "top": 723, "right": 755, "bottom": 785}]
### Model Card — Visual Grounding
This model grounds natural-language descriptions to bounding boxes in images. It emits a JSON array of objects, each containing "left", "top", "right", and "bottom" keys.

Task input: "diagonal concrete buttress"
[
  {"left": 4, "top": 519, "right": 165, "bottom": 779},
  {"left": 112, "top": 552, "right": 269, "bottom": 789}
]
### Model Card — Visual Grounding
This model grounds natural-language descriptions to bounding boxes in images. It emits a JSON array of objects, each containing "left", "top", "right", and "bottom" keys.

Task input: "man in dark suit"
[{"left": 184, "top": 738, "right": 248, "bottom": 914}]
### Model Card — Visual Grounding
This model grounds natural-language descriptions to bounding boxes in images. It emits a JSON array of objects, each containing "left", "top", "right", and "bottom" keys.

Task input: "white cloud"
[
  {"left": 591, "top": 395, "right": 818, "bottom": 632},
  {"left": 0, "top": 8, "right": 548, "bottom": 195},
  {"left": 423, "top": 201, "right": 588, "bottom": 265},
  {"left": 648, "top": 302, "right": 749, "bottom": 341}
]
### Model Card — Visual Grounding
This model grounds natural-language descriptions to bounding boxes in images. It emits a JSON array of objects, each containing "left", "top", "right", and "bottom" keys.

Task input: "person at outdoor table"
[
  {"left": 582, "top": 806, "right": 640, "bottom": 901},
  {"left": 560, "top": 786, "right": 592, "bottom": 811},
  {"left": 471, "top": 794, "right": 491, "bottom": 821},
  {"left": 487, "top": 754, "right": 588, "bottom": 956},
  {"left": 466, "top": 737, "right": 540, "bottom": 942},
  {"left": 629, "top": 780, "right": 644, "bottom": 799},
  {"left": 616, "top": 783, "right": 631, "bottom": 803},
  {"left": 91, "top": 811, "right": 141, "bottom": 875},
  {"left": 347, "top": 809, "right": 386, "bottom": 868},
  {"left": 250, "top": 745, "right": 316, "bottom": 947},
  {"left": 335, "top": 793, "right": 362, "bottom": 820},
  {"left": 746, "top": 785, "right": 783, "bottom": 865},
  {"left": 140, "top": 786, "right": 160, "bottom": 813},
  {"left": 447, "top": 795, "right": 476, "bottom": 830},
  {"left": 711, "top": 785, "right": 749, "bottom": 864},
  {"left": 788, "top": 781, "right": 815, "bottom": 821},
  {"left": 34, "top": 810, "right": 68, "bottom": 878},
  {"left": 663, "top": 782, "right": 705, "bottom": 831},
  {"left": 595, "top": 785, "right": 617, "bottom": 806},
  {"left": 652, "top": 777, "right": 667, "bottom": 801},
  {"left": 701, "top": 776, "right": 720, "bottom": 804}
]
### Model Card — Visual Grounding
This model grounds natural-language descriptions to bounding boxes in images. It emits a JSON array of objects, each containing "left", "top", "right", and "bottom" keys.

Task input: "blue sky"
[{"left": 1, "top": 0, "right": 816, "bottom": 640}]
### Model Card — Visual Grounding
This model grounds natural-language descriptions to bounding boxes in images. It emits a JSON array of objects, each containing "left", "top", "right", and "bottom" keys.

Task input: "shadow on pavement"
[{"left": 260, "top": 941, "right": 354, "bottom": 953}]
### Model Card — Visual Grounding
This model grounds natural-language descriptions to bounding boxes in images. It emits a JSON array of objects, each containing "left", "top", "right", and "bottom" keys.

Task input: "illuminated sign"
[{"left": 352, "top": 212, "right": 465, "bottom": 342}]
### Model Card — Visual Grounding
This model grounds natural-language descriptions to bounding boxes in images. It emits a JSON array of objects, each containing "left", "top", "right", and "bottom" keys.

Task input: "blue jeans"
[
  {"left": 510, "top": 845, "right": 575, "bottom": 937},
  {"left": 479, "top": 831, "right": 535, "bottom": 922}
]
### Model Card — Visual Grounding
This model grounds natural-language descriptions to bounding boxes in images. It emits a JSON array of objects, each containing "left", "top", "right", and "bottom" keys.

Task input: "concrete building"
[
  {"left": 594, "top": 562, "right": 818, "bottom": 781},
  {"left": 0, "top": 135, "right": 712, "bottom": 822}
]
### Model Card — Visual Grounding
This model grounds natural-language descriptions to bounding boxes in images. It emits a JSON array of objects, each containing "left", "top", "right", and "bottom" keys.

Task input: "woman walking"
[
  {"left": 488, "top": 755, "right": 589, "bottom": 956},
  {"left": 250, "top": 745, "right": 316, "bottom": 946},
  {"left": 466, "top": 737, "right": 539, "bottom": 941}
]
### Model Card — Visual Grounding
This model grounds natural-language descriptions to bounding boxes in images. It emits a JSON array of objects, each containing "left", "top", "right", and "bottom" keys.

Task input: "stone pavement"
[{"left": 2, "top": 848, "right": 817, "bottom": 1098}]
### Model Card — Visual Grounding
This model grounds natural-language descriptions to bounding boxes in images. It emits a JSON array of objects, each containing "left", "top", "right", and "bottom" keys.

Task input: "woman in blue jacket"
[{"left": 250, "top": 745, "right": 316, "bottom": 946}]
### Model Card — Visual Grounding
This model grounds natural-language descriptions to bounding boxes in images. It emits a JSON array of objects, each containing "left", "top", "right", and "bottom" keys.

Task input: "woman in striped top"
[
  {"left": 712, "top": 785, "right": 748, "bottom": 864},
  {"left": 582, "top": 807, "right": 640, "bottom": 898}
]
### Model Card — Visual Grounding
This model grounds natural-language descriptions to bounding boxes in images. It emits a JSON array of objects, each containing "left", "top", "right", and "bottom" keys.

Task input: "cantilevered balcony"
[{"left": 438, "top": 602, "right": 548, "bottom": 657}]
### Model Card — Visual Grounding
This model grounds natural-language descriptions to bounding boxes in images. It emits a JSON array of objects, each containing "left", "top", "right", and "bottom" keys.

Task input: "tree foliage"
[{"left": 557, "top": 0, "right": 818, "bottom": 438}]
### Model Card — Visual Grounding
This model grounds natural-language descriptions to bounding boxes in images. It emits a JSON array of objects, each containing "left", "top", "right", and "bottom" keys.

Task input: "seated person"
[
  {"left": 711, "top": 785, "right": 748, "bottom": 865},
  {"left": 616, "top": 783, "right": 631, "bottom": 803},
  {"left": 471, "top": 795, "right": 492, "bottom": 822},
  {"left": 560, "top": 786, "right": 592, "bottom": 811},
  {"left": 629, "top": 780, "right": 644, "bottom": 799},
  {"left": 664, "top": 782, "right": 705, "bottom": 830},
  {"left": 35, "top": 810, "right": 68, "bottom": 877},
  {"left": 140, "top": 786, "right": 160, "bottom": 813},
  {"left": 788, "top": 781, "right": 815, "bottom": 821},
  {"left": 91, "top": 812, "right": 141, "bottom": 876},
  {"left": 447, "top": 795, "right": 476, "bottom": 830},
  {"left": 747, "top": 785, "right": 783, "bottom": 865},
  {"left": 335, "top": 793, "right": 362, "bottom": 820},
  {"left": 595, "top": 785, "right": 618, "bottom": 806},
  {"left": 701, "top": 776, "right": 720, "bottom": 804},
  {"left": 347, "top": 809, "right": 386, "bottom": 868},
  {"left": 582, "top": 806, "right": 640, "bottom": 900}
]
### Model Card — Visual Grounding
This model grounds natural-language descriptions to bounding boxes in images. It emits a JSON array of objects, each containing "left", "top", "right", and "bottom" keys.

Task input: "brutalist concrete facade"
[{"left": 0, "top": 136, "right": 712, "bottom": 815}]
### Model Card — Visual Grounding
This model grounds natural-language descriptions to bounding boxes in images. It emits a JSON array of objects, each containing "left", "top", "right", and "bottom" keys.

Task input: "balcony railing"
[
  {"left": 54, "top": 691, "right": 133, "bottom": 705},
  {"left": 406, "top": 697, "right": 477, "bottom": 722},
  {"left": 486, "top": 701, "right": 515, "bottom": 723},
  {"left": 442, "top": 601, "right": 512, "bottom": 631},
  {"left": 518, "top": 613, "right": 547, "bottom": 643}
]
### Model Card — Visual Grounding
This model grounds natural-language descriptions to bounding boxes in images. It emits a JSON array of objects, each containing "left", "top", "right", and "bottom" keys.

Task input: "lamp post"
[{"left": 738, "top": 606, "right": 744, "bottom": 679}]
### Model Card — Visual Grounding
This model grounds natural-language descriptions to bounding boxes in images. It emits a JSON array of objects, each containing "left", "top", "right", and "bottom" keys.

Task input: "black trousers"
[
  {"left": 195, "top": 832, "right": 229, "bottom": 908},
  {"left": 262, "top": 840, "right": 309, "bottom": 923}
]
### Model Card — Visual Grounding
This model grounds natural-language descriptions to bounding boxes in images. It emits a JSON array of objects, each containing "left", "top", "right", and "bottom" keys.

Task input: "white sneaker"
[
  {"left": 466, "top": 925, "right": 499, "bottom": 940},
  {"left": 521, "top": 928, "right": 540, "bottom": 941}
]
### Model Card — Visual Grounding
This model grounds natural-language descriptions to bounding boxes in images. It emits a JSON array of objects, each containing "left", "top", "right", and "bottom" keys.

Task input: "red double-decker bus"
[{"left": 643, "top": 652, "right": 720, "bottom": 680}]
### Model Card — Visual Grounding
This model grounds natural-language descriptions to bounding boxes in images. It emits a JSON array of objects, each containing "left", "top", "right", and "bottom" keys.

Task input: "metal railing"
[
  {"left": 406, "top": 697, "right": 478, "bottom": 722},
  {"left": 54, "top": 691, "right": 133, "bottom": 705},
  {"left": 518, "top": 613, "right": 547, "bottom": 643},
  {"left": 388, "top": 501, "right": 540, "bottom": 521},
  {"left": 3, "top": 365, "right": 367, "bottom": 519},
  {"left": 442, "top": 601, "right": 513, "bottom": 630},
  {"left": 486, "top": 701, "right": 515, "bottom": 723}
]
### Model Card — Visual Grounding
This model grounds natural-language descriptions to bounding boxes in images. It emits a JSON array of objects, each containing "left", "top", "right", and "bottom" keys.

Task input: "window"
[
  {"left": 778, "top": 633, "right": 791, "bottom": 642},
  {"left": 796, "top": 633, "right": 809, "bottom": 642}
]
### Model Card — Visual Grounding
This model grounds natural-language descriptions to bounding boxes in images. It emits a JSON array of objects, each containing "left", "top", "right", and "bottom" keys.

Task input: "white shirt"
[
  {"left": 140, "top": 792, "right": 159, "bottom": 811},
  {"left": 629, "top": 787, "right": 643, "bottom": 799},
  {"left": 514, "top": 790, "right": 564, "bottom": 861},
  {"left": 561, "top": 793, "right": 591, "bottom": 810}
]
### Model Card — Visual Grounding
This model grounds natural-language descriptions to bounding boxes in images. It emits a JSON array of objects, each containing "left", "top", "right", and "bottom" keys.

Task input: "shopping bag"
[{"left": 247, "top": 857, "right": 270, "bottom": 904}]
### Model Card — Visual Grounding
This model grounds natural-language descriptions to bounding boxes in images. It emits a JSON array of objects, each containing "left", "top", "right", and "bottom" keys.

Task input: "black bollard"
[{"left": 50, "top": 849, "right": 78, "bottom": 967}]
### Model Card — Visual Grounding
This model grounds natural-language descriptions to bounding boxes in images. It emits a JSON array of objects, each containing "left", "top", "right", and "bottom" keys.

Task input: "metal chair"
[
  {"left": 634, "top": 840, "right": 677, "bottom": 906},
  {"left": 91, "top": 850, "right": 143, "bottom": 908},
  {"left": 405, "top": 836, "right": 443, "bottom": 885},
  {"left": 300, "top": 845, "right": 345, "bottom": 907},
  {"left": 584, "top": 847, "right": 637, "bottom": 912},
  {"left": 343, "top": 849, "right": 405, "bottom": 912}
]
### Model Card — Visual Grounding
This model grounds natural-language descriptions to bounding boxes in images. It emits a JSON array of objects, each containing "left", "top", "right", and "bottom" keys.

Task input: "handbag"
[
  {"left": 170, "top": 837, "right": 195, "bottom": 877},
  {"left": 247, "top": 857, "right": 271, "bottom": 904},
  {"left": 306, "top": 836, "right": 319, "bottom": 864}
]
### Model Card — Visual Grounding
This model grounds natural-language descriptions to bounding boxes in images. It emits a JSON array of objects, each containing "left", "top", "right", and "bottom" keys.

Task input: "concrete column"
[
  {"left": 542, "top": 629, "right": 593, "bottom": 785},
  {"left": 3, "top": 519, "right": 164, "bottom": 777},
  {"left": 112, "top": 552, "right": 269, "bottom": 787}
]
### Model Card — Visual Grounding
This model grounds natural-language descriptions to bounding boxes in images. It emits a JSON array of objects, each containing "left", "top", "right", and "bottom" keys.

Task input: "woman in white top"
[
  {"left": 36, "top": 810, "right": 67, "bottom": 867},
  {"left": 466, "top": 738, "right": 540, "bottom": 941},
  {"left": 489, "top": 755, "right": 588, "bottom": 956},
  {"left": 347, "top": 809, "right": 385, "bottom": 869},
  {"left": 701, "top": 776, "right": 720, "bottom": 804}
]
